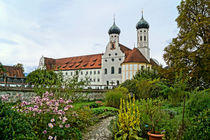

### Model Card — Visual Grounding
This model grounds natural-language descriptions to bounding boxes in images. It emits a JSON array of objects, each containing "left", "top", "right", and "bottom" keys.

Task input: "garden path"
[{"left": 82, "top": 116, "right": 115, "bottom": 140}]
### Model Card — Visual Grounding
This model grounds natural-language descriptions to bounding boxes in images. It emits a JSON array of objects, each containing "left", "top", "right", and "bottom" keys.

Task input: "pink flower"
[
  {"left": 33, "top": 108, "right": 38, "bottom": 112},
  {"left": 59, "top": 98, "right": 64, "bottom": 103},
  {"left": 48, "top": 136, "right": 53, "bottom": 140},
  {"left": 65, "top": 124, "right": 70, "bottom": 128},
  {"left": 43, "top": 130, "right": 47, "bottom": 134},
  {"left": 64, "top": 107, "right": 68, "bottom": 111},
  {"left": 57, "top": 110, "right": 65, "bottom": 115},
  {"left": 63, "top": 116, "right": 68, "bottom": 121},
  {"left": 1, "top": 94, "right": 9, "bottom": 101},
  {"left": 59, "top": 124, "right": 63, "bottom": 128},
  {"left": 44, "top": 91, "right": 49, "bottom": 97},
  {"left": 65, "top": 99, "right": 73, "bottom": 104},
  {"left": 34, "top": 105, "right": 39, "bottom": 108},
  {"left": 95, "top": 101, "right": 102, "bottom": 104},
  {"left": 54, "top": 136, "right": 57, "bottom": 140},
  {"left": 55, "top": 102, "right": 59, "bottom": 107},
  {"left": 51, "top": 118, "right": 55, "bottom": 122},
  {"left": 48, "top": 123, "right": 53, "bottom": 128}
]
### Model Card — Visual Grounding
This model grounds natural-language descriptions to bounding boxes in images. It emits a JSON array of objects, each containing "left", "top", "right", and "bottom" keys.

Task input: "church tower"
[
  {"left": 136, "top": 11, "right": 150, "bottom": 61},
  {"left": 108, "top": 17, "right": 120, "bottom": 49}
]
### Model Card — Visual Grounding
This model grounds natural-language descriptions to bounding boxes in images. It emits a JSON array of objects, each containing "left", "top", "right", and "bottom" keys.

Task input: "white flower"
[
  {"left": 48, "top": 123, "right": 53, "bottom": 128},
  {"left": 51, "top": 118, "right": 55, "bottom": 122},
  {"left": 48, "top": 136, "right": 53, "bottom": 140}
]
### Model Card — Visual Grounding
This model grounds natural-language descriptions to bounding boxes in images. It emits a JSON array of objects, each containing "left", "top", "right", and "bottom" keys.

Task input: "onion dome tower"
[
  {"left": 108, "top": 17, "right": 120, "bottom": 44},
  {"left": 136, "top": 11, "right": 150, "bottom": 61}
]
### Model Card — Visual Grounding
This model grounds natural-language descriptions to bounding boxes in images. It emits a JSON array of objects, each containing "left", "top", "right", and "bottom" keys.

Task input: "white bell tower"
[{"left": 136, "top": 11, "right": 150, "bottom": 61}]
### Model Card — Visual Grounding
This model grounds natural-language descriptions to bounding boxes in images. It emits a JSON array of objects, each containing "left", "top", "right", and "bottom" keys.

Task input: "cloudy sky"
[{"left": 0, "top": 0, "right": 181, "bottom": 73}]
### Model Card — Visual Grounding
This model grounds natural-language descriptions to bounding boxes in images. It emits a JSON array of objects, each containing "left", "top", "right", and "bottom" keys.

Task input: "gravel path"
[{"left": 82, "top": 116, "right": 115, "bottom": 140}]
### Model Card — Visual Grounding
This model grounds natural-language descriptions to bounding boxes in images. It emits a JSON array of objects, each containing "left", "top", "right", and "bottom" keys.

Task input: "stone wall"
[
  {"left": 0, "top": 89, "right": 105, "bottom": 102},
  {"left": 0, "top": 90, "right": 36, "bottom": 102}
]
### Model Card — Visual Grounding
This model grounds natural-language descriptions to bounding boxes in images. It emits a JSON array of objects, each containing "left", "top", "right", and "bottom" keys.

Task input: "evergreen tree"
[{"left": 163, "top": 0, "right": 210, "bottom": 88}]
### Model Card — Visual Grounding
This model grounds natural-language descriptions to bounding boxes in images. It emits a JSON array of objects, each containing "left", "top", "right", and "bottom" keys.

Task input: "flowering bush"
[{"left": 14, "top": 91, "right": 81, "bottom": 140}]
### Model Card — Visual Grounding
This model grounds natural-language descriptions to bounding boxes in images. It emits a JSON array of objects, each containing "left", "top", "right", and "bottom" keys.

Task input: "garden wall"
[{"left": 0, "top": 88, "right": 105, "bottom": 102}]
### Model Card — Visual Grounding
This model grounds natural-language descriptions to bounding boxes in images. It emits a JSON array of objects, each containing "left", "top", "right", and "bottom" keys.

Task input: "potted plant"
[{"left": 139, "top": 99, "right": 169, "bottom": 140}]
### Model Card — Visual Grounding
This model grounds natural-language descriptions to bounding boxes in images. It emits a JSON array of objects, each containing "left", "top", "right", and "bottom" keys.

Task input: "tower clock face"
[{"left": 110, "top": 43, "right": 115, "bottom": 50}]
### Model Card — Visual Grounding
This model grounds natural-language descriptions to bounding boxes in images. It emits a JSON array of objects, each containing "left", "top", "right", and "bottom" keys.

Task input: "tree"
[
  {"left": 14, "top": 63, "right": 24, "bottom": 72},
  {"left": 0, "top": 62, "right": 6, "bottom": 74},
  {"left": 163, "top": 0, "right": 210, "bottom": 89},
  {"left": 26, "top": 69, "right": 90, "bottom": 100},
  {"left": 26, "top": 69, "right": 58, "bottom": 95}
]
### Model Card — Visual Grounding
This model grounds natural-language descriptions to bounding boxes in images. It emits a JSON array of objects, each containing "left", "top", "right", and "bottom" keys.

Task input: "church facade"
[{"left": 38, "top": 14, "right": 158, "bottom": 86}]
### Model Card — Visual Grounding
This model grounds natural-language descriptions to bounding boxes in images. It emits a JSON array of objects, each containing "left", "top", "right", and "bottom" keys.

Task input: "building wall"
[
  {"left": 122, "top": 63, "right": 152, "bottom": 82},
  {"left": 38, "top": 56, "right": 46, "bottom": 69},
  {"left": 137, "top": 28, "right": 150, "bottom": 61},
  {"left": 101, "top": 34, "right": 125, "bottom": 85},
  {"left": 56, "top": 68, "right": 102, "bottom": 85}
]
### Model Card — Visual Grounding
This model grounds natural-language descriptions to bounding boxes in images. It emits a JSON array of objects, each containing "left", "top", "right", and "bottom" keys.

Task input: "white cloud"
[{"left": 0, "top": 0, "right": 181, "bottom": 73}]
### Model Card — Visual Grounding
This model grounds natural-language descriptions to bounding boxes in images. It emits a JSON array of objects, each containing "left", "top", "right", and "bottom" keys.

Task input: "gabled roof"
[
  {"left": 119, "top": 43, "right": 131, "bottom": 53},
  {"left": 0, "top": 65, "right": 24, "bottom": 78},
  {"left": 150, "top": 58, "right": 159, "bottom": 66},
  {"left": 123, "top": 48, "right": 149, "bottom": 64},
  {"left": 44, "top": 54, "right": 103, "bottom": 71}
]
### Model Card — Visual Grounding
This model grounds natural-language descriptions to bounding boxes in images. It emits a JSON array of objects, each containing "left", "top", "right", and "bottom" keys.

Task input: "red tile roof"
[
  {"left": 0, "top": 65, "right": 24, "bottom": 78},
  {"left": 123, "top": 48, "right": 150, "bottom": 64},
  {"left": 44, "top": 44, "right": 158, "bottom": 70},
  {"left": 44, "top": 54, "right": 103, "bottom": 71},
  {"left": 150, "top": 58, "right": 159, "bottom": 66},
  {"left": 119, "top": 43, "right": 131, "bottom": 53}
]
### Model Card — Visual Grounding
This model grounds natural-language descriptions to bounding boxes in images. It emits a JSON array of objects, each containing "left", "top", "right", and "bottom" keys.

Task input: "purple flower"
[
  {"left": 43, "top": 130, "right": 47, "bottom": 134},
  {"left": 65, "top": 124, "right": 70, "bottom": 128}
]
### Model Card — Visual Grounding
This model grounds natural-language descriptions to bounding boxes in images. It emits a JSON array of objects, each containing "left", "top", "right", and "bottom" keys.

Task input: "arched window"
[
  {"left": 144, "top": 36, "right": 146, "bottom": 41},
  {"left": 111, "top": 66, "right": 114, "bottom": 74},
  {"left": 107, "top": 81, "right": 109, "bottom": 85},
  {"left": 117, "top": 80, "right": 120, "bottom": 85},
  {"left": 118, "top": 67, "right": 122, "bottom": 74},
  {"left": 105, "top": 68, "right": 107, "bottom": 74},
  {"left": 140, "top": 36, "right": 142, "bottom": 41}
]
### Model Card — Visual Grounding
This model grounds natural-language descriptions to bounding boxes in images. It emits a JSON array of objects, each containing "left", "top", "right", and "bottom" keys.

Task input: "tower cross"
[{"left": 141, "top": 9, "right": 144, "bottom": 18}]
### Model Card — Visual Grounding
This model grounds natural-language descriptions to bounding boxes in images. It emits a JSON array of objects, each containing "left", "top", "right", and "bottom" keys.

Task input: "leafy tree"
[
  {"left": 0, "top": 62, "right": 6, "bottom": 74},
  {"left": 14, "top": 63, "right": 24, "bottom": 72},
  {"left": 60, "top": 70, "right": 90, "bottom": 100},
  {"left": 133, "top": 69, "right": 159, "bottom": 81},
  {"left": 26, "top": 69, "right": 90, "bottom": 100},
  {"left": 26, "top": 69, "right": 58, "bottom": 95},
  {"left": 163, "top": 0, "right": 210, "bottom": 89},
  {"left": 121, "top": 70, "right": 161, "bottom": 99}
]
